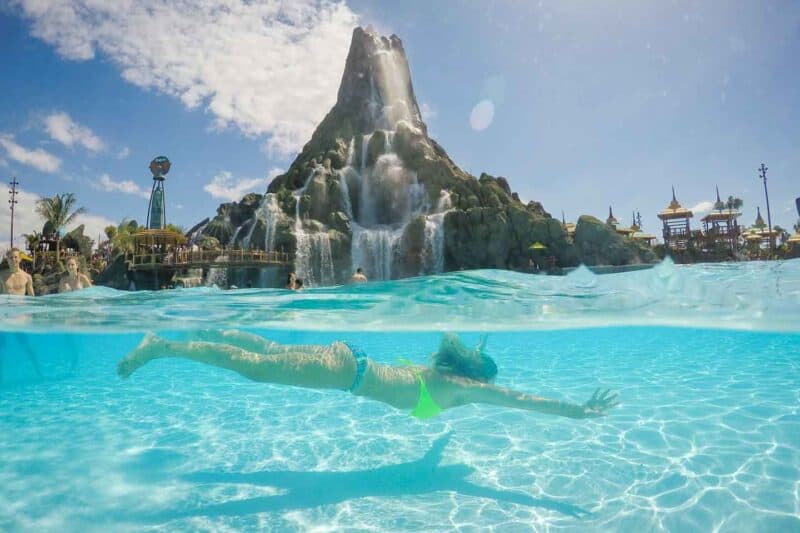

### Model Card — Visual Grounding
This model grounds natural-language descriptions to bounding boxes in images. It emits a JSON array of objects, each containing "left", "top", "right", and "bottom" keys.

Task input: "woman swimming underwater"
[{"left": 117, "top": 331, "right": 618, "bottom": 419}]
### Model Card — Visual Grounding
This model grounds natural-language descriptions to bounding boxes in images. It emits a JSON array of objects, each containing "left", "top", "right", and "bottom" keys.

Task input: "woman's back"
[{"left": 356, "top": 362, "right": 469, "bottom": 412}]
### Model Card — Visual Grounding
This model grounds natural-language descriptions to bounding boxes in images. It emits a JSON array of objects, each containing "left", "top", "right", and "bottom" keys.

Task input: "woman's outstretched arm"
[{"left": 459, "top": 383, "right": 618, "bottom": 419}]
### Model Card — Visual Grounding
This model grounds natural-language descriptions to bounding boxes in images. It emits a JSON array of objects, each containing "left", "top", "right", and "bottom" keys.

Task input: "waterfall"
[
  {"left": 293, "top": 171, "right": 335, "bottom": 287},
  {"left": 242, "top": 193, "right": 282, "bottom": 251},
  {"left": 262, "top": 194, "right": 282, "bottom": 252},
  {"left": 231, "top": 224, "right": 244, "bottom": 247},
  {"left": 436, "top": 189, "right": 453, "bottom": 212},
  {"left": 286, "top": 39, "right": 438, "bottom": 285},
  {"left": 205, "top": 255, "right": 228, "bottom": 287},
  {"left": 339, "top": 129, "right": 440, "bottom": 281},
  {"left": 385, "top": 130, "right": 394, "bottom": 152},
  {"left": 422, "top": 215, "right": 446, "bottom": 274},
  {"left": 337, "top": 139, "right": 356, "bottom": 220},
  {"left": 420, "top": 191, "right": 454, "bottom": 275},
  {"left": 352, "top": 226, "right": 401, "bottom": 280},
  {"left": 372, "top": 44, "right": 415, "bottom": 128}
]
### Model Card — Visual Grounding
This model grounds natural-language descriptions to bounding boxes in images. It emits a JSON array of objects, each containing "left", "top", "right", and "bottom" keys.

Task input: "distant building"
[
  {"left": 742, "top": 207, "right": 779, "bottom": 258},
  {"left": 607, "top": 206, "right": 635, "bottom": 238},
  {"left": 657, "top": 187, "right": 693, "bottom": 251},
  {"left": 700, "top": 186, "right": 740, "bottom": 253}
]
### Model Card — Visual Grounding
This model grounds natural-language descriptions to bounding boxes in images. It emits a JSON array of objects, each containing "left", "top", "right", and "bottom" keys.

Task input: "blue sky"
[{"left": 1, "top": 0, "right": 799, "bottom": 251}]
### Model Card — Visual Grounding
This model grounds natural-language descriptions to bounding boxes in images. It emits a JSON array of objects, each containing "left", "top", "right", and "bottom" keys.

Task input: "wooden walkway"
[{"left": 130, "top": 249, "right": 292, "bottom": 271}]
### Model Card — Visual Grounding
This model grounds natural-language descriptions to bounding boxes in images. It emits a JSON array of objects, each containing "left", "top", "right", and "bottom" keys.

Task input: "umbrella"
[{"left": 529, "top": 242, "right": 547, "bottom": 250}]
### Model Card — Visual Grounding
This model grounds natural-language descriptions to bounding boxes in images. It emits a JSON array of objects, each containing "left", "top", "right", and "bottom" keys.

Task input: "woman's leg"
[
  {"left": 117, "top": 333, "right": 355, "bottom": 390},
  {"left": 191, "top": 329, "right": 280, "bottom": 353},
  {"left": 191, "top": 329, "right": 319, "bottom": 356}
]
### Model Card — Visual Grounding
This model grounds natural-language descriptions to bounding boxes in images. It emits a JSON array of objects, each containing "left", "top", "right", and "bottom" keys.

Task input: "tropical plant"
[
  {"left": 164, "top": 223, "right": 186, "bottom": 235},
  {"left": 23, "top": 231, "right": 42, "bottom": 252},
  {"left": 204, "top": 216, "right": 234, "bottom": 245},
  {"left": 725, "top": 196, "right": 743, "bottom": 213},
  {"left": 108, "top": 219, "right": 140, "bottom": 258},
  {"left": 104, "top": 225, "right": 117, "bottom": 240},
  {"left": 773, "top": 225, "right": 789, "bottom": 245},
  {"left": 35, "top": 193, "right": 86, "bottom": 235}
]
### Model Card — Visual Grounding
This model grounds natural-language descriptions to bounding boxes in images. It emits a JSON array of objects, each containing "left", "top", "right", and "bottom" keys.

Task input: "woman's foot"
[{"left": 117, "top": 332, "right": 165, "bottom": 379}]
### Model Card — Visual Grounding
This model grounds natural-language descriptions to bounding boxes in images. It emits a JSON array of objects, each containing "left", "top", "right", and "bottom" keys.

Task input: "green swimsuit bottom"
[
  {"left": 400, "top": 358, "right": 442, "bottom": 419},
  {"left": 344, "top": 346, "right": 442, "bottom": 419}
]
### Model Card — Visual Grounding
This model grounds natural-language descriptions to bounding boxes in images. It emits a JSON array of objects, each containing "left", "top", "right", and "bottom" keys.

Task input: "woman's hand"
[{"left": 581, "top": 388, "right": 619, "bottom": 418}]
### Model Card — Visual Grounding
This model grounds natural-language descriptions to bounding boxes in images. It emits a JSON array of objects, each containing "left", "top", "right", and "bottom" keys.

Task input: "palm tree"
[
  {"left": 108, "top": 219, "right": 139, "bottom": 258},
  {"left": 725, "top": 196, "right": 743, "bottom": 213},
  {"left": 164, "top": 223, "right": 186, "bottom": 235},
  {"left": 35, "top": 193, "right": 86, "bottom": 235},
  {"left": 204, "top": 215, "right": 234, "bottom": 245},
  {"left": 23, "top": 231, "right": 42, "bottom": 252},
  {"left": 104, "top": 225, "right": 117, "bottom": 241},
  {"left": 773, "top": 225, "right": 789, "bottom": 246}
]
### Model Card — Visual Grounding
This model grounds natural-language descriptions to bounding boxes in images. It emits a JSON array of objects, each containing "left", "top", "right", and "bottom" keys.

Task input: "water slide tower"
[{"left": 146, "top": 156, "right": 170, "bottom": 229}]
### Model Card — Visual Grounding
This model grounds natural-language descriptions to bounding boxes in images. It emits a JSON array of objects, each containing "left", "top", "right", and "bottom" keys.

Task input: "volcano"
[{"left": 194, "top": 27, "right": 653, "bottom": 286}]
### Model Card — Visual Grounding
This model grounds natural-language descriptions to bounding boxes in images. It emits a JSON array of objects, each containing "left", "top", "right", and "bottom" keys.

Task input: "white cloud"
[
  {"left": 690, "top": 200, "right": 715, "bottom": 215},
  {"left": 94, "top": 173, "right": 150, "bottom": 198},
  {"left": 203, "top": 168, "right": 282, "bottom": 202},
  {"left": 117, "top": 146, "right": 130, "bottom": 159},
  {"left": 0, "top": 135, "right": 62, "bottom": 172},
  {"left": 12, "top": 0, "right": 359, "bottom": 157},
  {"left": 469, "top": 100, "right": 495, "bottom": 131},
  {"left": 44, "top": 112, "right": 104, "bottom": 152},
  {"left": 0, "top": 188, "right": 114, "bottom": 253}
]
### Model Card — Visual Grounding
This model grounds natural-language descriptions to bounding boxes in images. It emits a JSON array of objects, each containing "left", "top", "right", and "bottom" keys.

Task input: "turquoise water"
[{"left": 2, "top": 260, "right": 799, "bottom": 531}]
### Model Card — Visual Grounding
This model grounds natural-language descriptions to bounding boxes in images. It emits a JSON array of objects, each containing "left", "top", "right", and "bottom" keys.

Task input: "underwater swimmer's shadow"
[{"left": 138, "top": 433, "right": 590, "bottom": 522}]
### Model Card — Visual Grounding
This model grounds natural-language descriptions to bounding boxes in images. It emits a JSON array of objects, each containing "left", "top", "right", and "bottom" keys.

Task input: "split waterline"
[
  {"left": 1, "top": 260, "right": 799, "bottom": 531},
  {"left": 3, "top": 259, "right": 800, "bottom": 334}
]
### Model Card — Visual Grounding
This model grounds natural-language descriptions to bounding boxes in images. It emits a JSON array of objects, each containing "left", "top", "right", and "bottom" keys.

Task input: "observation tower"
[
  {"left": 657, "top": 187, "right": 693, "bottom": 251},
  {"left": 147, "top": 156, "right": 170, "bottom": 229}
]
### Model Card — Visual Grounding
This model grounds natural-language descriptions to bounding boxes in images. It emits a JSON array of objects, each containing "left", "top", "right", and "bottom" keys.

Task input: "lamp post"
[
  {"left": 758, "top": 163, "right": 773, "bottom": 258},
  {"left": 8, "top": 177, "right": 19, "bottom": 248}
]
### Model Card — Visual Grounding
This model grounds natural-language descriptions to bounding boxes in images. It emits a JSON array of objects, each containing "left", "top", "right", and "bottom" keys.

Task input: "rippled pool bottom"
[{"left": 1, "top": 327, "right": 798, "bottom": 532}]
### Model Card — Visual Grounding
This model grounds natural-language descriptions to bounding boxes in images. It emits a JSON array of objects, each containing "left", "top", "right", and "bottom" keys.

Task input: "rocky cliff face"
[
  {"left": 196, "top": 27, "right": 653, "bottom": 285},
  {"left": 573, "top": 216, "right": 656, "bottom": 266}
]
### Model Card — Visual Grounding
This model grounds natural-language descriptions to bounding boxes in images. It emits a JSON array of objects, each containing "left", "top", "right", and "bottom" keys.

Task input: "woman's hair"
[{"left": 430, "top": 333, "right": 497, "bottom": 382}]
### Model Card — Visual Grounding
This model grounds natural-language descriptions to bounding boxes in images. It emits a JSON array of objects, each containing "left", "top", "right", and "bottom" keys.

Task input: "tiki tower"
[{"left": 657, "top": 187, "right": 693, "bottom": 251}]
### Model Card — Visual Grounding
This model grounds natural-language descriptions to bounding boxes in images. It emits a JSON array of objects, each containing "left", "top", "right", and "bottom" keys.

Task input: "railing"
[
  {"left": 663, "top": 227, "right": 689, "bottom": 237},
  {"left": 130, "top": 248, "right": 292, "bottom": 269},
  {"left": 32, "top": 249, "right": 80, "bottom": 271}
]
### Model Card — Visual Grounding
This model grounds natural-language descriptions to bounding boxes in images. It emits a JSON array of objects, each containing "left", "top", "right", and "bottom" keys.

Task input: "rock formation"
[
  {"left": 573, "top": 216, "right": 655, "bottom": 266},
  {"left": 195, "top": 27, "right": 654, "bottom": 285}
]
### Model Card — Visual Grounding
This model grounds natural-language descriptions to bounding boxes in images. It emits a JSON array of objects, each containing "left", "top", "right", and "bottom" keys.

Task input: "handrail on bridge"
[{"left": 129, "top": 248, "right": 292, "bottom": 267}]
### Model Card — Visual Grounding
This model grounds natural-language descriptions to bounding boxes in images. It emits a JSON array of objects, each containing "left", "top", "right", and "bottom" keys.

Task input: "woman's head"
[
  {"left": 430, "top": 333, "right": 497, "bottom": 382},
  {"left": 66, "top": 257, "right": 79, "bottom": 274}
]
